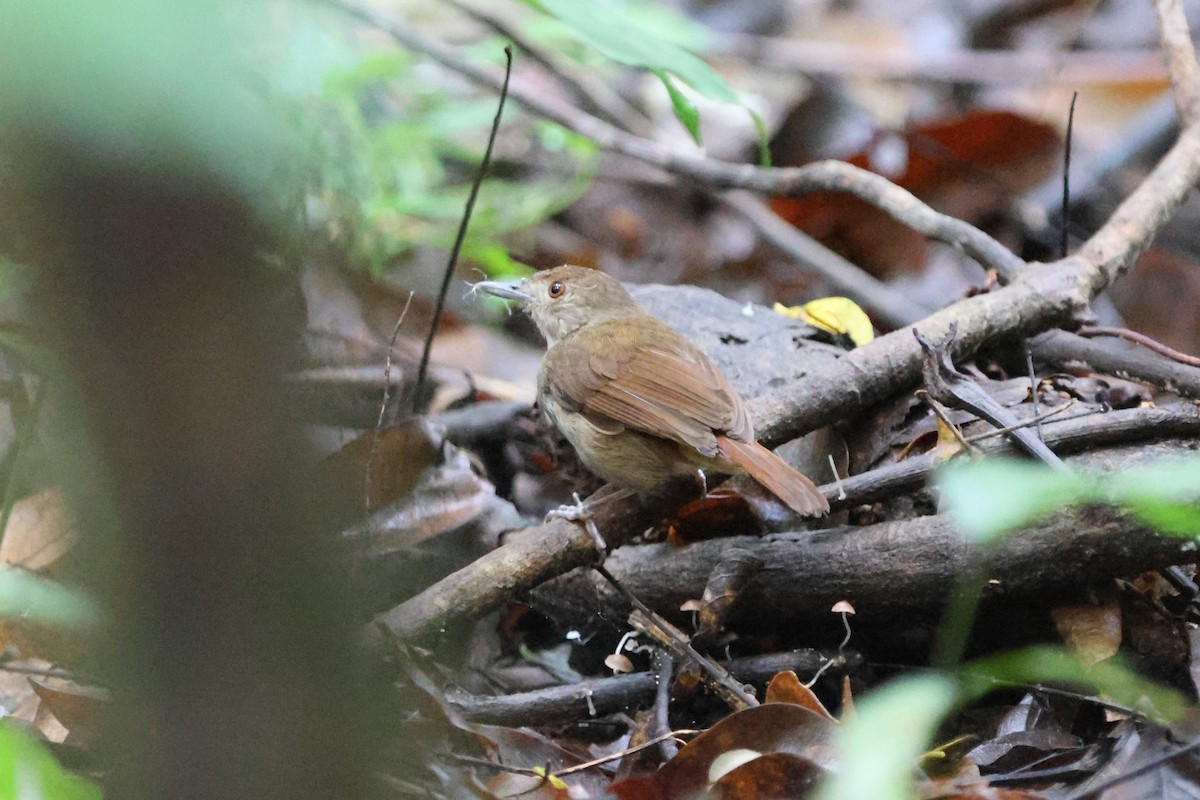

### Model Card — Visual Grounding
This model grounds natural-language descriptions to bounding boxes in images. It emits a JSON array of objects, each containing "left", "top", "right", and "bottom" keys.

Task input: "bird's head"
[{"left": 475, "top": 265, "right": 640, "bottom": 346}]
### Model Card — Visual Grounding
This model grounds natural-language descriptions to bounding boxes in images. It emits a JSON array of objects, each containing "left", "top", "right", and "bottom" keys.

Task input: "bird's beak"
[{"left": 474, "top": 279, "right": 532, "bottom": 302}]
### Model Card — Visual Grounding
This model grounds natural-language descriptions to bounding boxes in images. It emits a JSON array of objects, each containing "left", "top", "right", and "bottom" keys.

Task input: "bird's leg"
[{"left": 547, "top": 487, "right": 625, "bottom": 555}]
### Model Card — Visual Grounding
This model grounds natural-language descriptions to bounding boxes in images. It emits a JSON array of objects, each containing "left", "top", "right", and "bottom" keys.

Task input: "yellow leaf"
[
  {"left": 934, "top": 417, "right": 964, "bottom": 461},
  {"left": 531, "top": 767, "right": 567, "bottom": 791},
  {"left": 774, "top": 297, "right": 874, "bottom": 346}
]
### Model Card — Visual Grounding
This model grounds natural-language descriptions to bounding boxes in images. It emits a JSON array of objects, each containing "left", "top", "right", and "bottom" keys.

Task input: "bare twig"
[
  {"left": 596, "top": 564, "right": 759, "bottom": 710},
  {"left": 412, "top": 46, "right": 513, "bottom": 412},
  {"left": 444, "top": 0, "right": 648, "bottom": 134},
  {"left": 914, "top": 389, "right": 978, "bottom": 457},
  {"left": 1063, "top": 736, "right": 1200, "bottom": 800},
  {"left": 1078, "top": 325, "right": 1200, "bottom": 367},
  {"left": 449, "top": 728, "right": 701, "bottom": 779},
  {"left": 1153, "top": 0, "right": 1200, "bottom": 125},
  {"left": 365, "top": 290, "right": 414, "bottom": 510},
  {"left": 721, "top": 191, "right": 929, "bottom": 328},
  {"left": 964, "top": 399, "right": 1078, "bottom": 444},
  {"left": 1061, "top": 91, "right": 1078, "bottom": 260},
  {"left": 444, "top": 649, "right": 849, "bottom": 726}
]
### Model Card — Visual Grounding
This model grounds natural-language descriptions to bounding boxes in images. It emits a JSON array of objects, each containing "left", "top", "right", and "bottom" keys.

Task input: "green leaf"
[
  {"left": 656, "top": 71, "right": 701, "bottom": 143},
  {"left": 936, "top": 459, "right": 1088, "bottom": 544},
  {"left": 463, "top": 244, "right": 532, "bottom": 280},
  {"left": 817, "top": 674, "right": 957, "bottom": 800},
  {"left": 960, "top": 646, "right": 1187, "bottom": 725},
  {"left": 525, "top": 0, "right": 736, "bottom": 102},
  {"left": 1103, "top": 458, "right": 1200, "bottom": 536},
  {"left": 0, "top": 724, "right": 101, "bottom": 800},
  {"left": 749, "top": 109, "right": 772, "bottom": 167},
  {"left": 0, "top": 569, "right": 97, "bottom": 630}
]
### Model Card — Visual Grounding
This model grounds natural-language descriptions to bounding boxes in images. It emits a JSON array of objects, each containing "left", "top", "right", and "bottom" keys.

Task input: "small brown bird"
[{"left": 477, "top": 265, "right": 829, "bottom": 517}]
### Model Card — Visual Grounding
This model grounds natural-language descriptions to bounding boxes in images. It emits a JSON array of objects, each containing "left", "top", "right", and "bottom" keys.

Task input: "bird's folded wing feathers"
[{"left": 542, "top": 320, "right": 754, "bottom": 455}]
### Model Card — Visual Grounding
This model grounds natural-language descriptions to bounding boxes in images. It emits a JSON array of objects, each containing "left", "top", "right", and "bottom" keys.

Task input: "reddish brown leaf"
[
  {"left": 666, "top": 489, "right": 762, "bottom": 544},
  {"left": 764, "top": 671, "right": 835, "bottom": 721},
  {"left": 322, "top": 423, "right": 441, "bottom": 514},
  {"left": 771, "top": 110, "right": 1059, "bottom": 277},
  {"left": 709, "top": 751, "right": 823, "bottom": 800},
  {"left": 611, "top": 703, "right": 837, "bottom": 800},
  {"left": 28, "top": 676, "right": 107, "bottom": 743}
]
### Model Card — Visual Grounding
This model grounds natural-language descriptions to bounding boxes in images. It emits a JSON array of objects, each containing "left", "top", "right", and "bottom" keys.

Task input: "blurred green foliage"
[
  {"left": 0, "top": 725, "right": 101, "bottom": 800},
  {"left": 298, "top": 41, "right": 598, "bottom": 276},
  {"left": 939, "top": 456, "right": 1200, "bottom": 541}
]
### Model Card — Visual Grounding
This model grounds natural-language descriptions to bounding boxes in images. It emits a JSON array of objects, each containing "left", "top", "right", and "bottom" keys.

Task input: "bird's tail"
[{"left": 716, "top": 436, "right": 830, "bottom": 517}]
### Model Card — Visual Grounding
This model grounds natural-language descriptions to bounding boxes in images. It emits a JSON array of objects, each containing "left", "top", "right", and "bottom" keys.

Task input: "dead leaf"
[
  {"left": 28, "top": 676, "right": 108, "bottom": 745},
  {"left": 1051, "top": 601, "right": 1122, "bottom": 666},
  {"left": 0, "top": 488, "right": 76, "bottom": 573},
  {"left": 764, "top": 671, "right": 835, "bottom": 721},
  {"left": 771, "top": 110, "right": 1059, "bottom": 277},
  {"left": 610, "top": 703, "right": 838, "bottom": 800},
  {"left": 934, "top": 416, "right": 966, "bottom": 461}
]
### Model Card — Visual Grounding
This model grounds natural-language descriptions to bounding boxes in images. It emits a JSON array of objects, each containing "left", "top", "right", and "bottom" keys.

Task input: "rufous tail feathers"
[{"left": 716, "top": 436, "right": 830, "bottom": 517}]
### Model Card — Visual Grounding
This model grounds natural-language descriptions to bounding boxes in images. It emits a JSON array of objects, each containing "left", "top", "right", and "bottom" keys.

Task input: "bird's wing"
[{"left": 541, "top": 318, "right": 753, "bottom": 457}]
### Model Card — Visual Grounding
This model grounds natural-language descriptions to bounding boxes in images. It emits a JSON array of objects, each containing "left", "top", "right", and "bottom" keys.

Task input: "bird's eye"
[{"left": 548, "top": 281, "right": 565, "bottom": 298}]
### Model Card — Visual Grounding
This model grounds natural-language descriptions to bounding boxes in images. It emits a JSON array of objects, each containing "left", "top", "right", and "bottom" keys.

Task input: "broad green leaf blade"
[
  {"left": 656, "top": 71, "right": 701, "bottom": 143},
  {"left": 526, "top": 0, "right": 736, "bottom": 102},
  {"left": 0, "top": 723, "right": 101, "bottom": 800},
  {"left": 817, "top": 674, "right": 957, "bottom": 800},
  {"left": 0, "top": 569, "right": 97, "bottom": 630},
  {"left": 936, "top": 459, "right": 1088, "bottom": 543},
  {"left": 960, "top": 646, "right": 1187, "bottom": 725},
  {"left": 1103, "top": 457, "right": 1200, "bottom": 536}
]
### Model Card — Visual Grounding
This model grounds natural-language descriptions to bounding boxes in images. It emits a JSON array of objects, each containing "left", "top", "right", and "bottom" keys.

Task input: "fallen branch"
[
  {"left": 444, "top": 648, "right": 855, "bottom": 726},
  {"left": 536, "top": 438, "right": 1200, "bottom": 628},
  {"left": 1032, "top": 330, "right": 1200, "bottom": 398},
  {"left": 1153, "top": 0, "right": 1200, "bottom": 125},
  {"left": 374, "top": 404, "right": 1200, "bottom": 642}
]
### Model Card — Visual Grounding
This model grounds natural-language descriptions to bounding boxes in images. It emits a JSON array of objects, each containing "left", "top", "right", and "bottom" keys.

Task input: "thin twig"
[
  {"left": 449, "top": 728, "right": 701, "bottom": 779},
  {"left": 1061, "top": 91, "right": 1078, "bottom": 260},
  {"left": 444, "top": 0, "right": 647, "bottom": 134},
  {"left": 554, "top": 728, "right": 700, "bottom": 777},
  {"left": 1077, "top": 325, "right": 1200, "bottom": 367},
  {"left": 914, "top": 389, "right": 978, "bottom": 457},
  {"left": 1062, "top": 736, "right": 1200, "bottom": 800},
  {"left": 411, "top": 45, "right": 513, "bottom": 413},
  {"left": 364, "top": 290, "right": 414, "bottom": 511},
  {"left": 963, "top": 399, "right": 1080, "bottom": 444},
  {"left": 1025, "top": 349, "right": 1044, "bottom": 442},
  {"left": 722, "top": 191, "right": 928, "bottom": 328},
  {"left": 0, "top": 662, "right": 79, "bottom": 680},
  {"left": 594, "top": 564, "right": 759, "bottom": 710}
]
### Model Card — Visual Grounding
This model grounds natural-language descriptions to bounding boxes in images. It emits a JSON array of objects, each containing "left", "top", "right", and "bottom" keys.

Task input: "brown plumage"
[{"left": 477, "top": 265, "right": 829, "bottom": 517}]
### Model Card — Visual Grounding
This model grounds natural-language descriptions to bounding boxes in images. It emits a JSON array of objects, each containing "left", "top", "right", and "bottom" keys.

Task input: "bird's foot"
[{"left": 547, "top": 492, "right": 608, "bottom": 556}]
